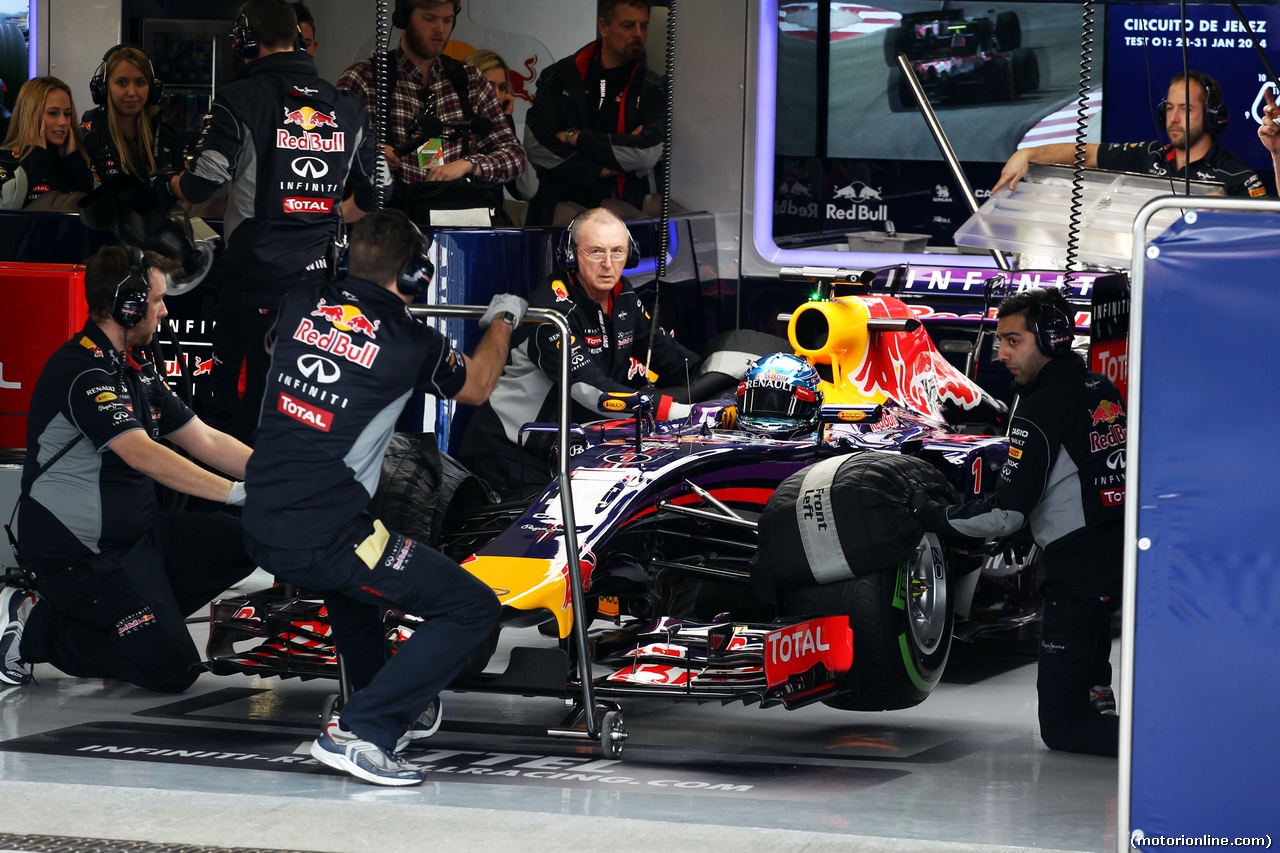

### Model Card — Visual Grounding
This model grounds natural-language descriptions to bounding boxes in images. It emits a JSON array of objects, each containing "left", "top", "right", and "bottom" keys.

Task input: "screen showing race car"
[
  {"left": 0, "top": 0, "right": 29, "bottom": 115},
  {"left": 771, "top": 1, "right": 1277, "bottom": 248},
  {"left": 1103, "top": 3, "right": 1279, "bottom": 175}
]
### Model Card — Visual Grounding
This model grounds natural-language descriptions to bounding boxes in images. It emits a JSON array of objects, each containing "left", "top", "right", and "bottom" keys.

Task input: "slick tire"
[
  {"left": 996, "top": 11, "right": 1022, "bottom": 50},
  {"left": 1012, "top": 48, "right": 1040, "bottom": 95},
  {"left": 783, "top": 533, "right": 953, "bottom": 711},
  {"left": 888, "top": 68, "right": 917, "bottom": 113},
  {"left": 883, "top": 24, "right": 911, "bottom": 67}
]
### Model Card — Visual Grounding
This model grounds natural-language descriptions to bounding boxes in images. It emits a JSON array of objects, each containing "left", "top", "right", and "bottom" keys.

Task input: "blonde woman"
[
  {"left": 0, "top": 76, "right": 94, "bottom": 209},
  {"left": 465, "top": 48, "right": 515, "bottom": 116},
  {"left": 80, "top": 45, "right": 187, "bottom": 188}
]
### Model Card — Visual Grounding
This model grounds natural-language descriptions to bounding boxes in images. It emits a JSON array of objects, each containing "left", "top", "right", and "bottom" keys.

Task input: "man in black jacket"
[
  {"left": 523, "top": 0, "right": 666, "bottom": 225},
  {"left": 911, "top": 288, "right": 1126, "bottom": 757},
  {"left": 169, "top": 0, "right": 381, "bottom": 444},
  {"left": 458, "top": 207, "right": 695, "bottom": 499}
]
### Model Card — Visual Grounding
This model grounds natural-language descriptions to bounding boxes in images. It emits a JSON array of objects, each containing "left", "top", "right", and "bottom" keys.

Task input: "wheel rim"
[{"left": 905, "top": 533, "right": 948, "bottom": 655}]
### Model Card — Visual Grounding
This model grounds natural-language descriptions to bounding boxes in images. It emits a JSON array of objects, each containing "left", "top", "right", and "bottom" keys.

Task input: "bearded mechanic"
[
  {"left": 458, "top": 207, "right": 696, "bottom": 500},
  {"left": 910, "top": 287, "right": 1127, "bottom": 757}
]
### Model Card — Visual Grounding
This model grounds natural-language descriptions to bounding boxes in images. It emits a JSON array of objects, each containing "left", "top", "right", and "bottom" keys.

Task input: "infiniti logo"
[
  {"left": 291, "top": 156, "right": 329, "bottom": 179},
  {"left": 297, "top": 354, "right": 341, "bottom": 383},
  {"left": 1106, "top": 449, "right": 1126, "bottom": 471}
]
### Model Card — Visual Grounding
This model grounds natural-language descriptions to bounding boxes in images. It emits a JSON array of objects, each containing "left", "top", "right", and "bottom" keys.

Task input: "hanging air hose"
[
  {"left": 373, "top": 0, "right": 393, "bottom": 211},
  {"left": 644, "top": 0, "right": 677, "bottom": 371},
  {"left": 1064, "top": 0, "right": 1094, "bottom": 283}
]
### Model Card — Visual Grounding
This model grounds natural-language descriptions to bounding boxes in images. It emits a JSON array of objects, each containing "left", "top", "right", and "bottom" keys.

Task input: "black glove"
[
  {"left": 909, "top": 489, "right": 950, "bottom": 534},
  {"left": 150, "top": 171, "right": 180, "bottom": 210}
]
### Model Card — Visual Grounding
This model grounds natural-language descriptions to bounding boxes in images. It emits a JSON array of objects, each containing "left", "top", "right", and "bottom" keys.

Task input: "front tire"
[{"left": 783, "top": 533, "right": 954, "bottom": 711}]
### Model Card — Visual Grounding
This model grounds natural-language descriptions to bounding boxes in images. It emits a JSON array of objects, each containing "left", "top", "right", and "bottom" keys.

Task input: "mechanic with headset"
[
  {"left": 241, "top": 208, "right": 523, "bottom": 787},
  {"left": 337, "top": 0, "right": 524, "bottom": 226},
  {"left": 1, "top": 246, "right": 255, "bottom": 691},
  {"left": 909, "top": 288, "right": 1126, "bottom": 757},
  {"left": 80, "top": 44, "right": 187, "bottom": 191},
  {"left": 457, "top": 207, "right": 696, "bottom": 501},
  {"left": 994, "top": 71, "right": 1265, "bottom": 197},
  {"left": 167, "top": 0, "right": 383, "bottom": 446}
]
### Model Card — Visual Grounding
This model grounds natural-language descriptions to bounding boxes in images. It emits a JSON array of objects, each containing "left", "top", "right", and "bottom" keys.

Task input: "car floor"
[{"left": 0, "top": 575, "right": 1121, "bottom": 853}]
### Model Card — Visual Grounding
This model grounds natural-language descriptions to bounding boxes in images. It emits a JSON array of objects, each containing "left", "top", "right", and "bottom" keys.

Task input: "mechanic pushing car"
[
  {"left": 910, "top": 287, "right": 1126, "bottom": 757},
  {"left": 994, "top": 71, "right": 1265, "bottom": 198},
  {"left": 240, "top": 208, "right": 524, "bottom": 787},
  {"left": 2, "top": 246, "right": 255, "bottom": 692},
  {"left": 457, "top": 206, "right": 697, "bottom": 501}
]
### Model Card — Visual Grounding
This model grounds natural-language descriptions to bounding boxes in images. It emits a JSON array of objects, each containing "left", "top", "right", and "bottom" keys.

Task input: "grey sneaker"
[
  {"left": 0, "top": 588, "right": 36, "bottom": 686},
  {"left": 310, "top": 719, "right": 425, "bottom": 786},
  {"left": 395, "top": 696, "right": 443, "bottom": 752}
]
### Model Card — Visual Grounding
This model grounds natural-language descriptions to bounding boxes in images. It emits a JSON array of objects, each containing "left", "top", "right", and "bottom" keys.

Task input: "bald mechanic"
[{"left": 458, "top": 207, "right": 695, "bottom": 500}]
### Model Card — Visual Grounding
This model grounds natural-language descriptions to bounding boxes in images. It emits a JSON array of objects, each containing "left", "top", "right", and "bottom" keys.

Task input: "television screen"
[
  {"left": 0, "top": 1, "right": 30, "bottom": 114},
  {"left": 769, "top": 1, "right": 1276, "bottom": 249},
  {"left": 1103, "top": 3, "right": 1279, "bottom": 176}
]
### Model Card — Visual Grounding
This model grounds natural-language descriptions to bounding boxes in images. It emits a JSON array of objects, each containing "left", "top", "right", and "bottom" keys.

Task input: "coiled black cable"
[
  {"left": 645, "top": 0, "right": 677, "bottom": 370},
  {"left": 373, "top": 0, "right": 393, "bottom": 211},
  {"left": 1064, "top": 0, "right": 1094, "bottom": 283}
]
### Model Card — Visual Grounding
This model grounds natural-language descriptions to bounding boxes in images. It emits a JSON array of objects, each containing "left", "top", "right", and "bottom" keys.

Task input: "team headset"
[
  {"left": 1157, "top": 71, "right": 1229, "bottom": 137},
  {"left": 230, "top": 10, "right": 308, "bottom": 57},
  {"left": 1024, "top": 289, "right": 1074, "bottom": 358},
  {"left": 556, "top": 211, "right": 640, "bottom": 273},
  {"left": 90, "top": 45, "right": 163, "bottom": 108},
  {"left": 330, "top": 224, "right": 435, "bottom": 295},
  {"left": 112, "top": 247, "right": 153, "bottom": 329}
]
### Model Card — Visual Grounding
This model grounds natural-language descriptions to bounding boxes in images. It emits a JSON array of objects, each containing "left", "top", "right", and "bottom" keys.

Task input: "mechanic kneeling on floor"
[
  {"left": 241, "top": 208, "right": 522, "bottom": 787},
  {"left": 910, "top": 287, "right": 1126, "bottom": 757},
  {"left": 1, "top": 246, "right": 255, "bottom": 691},
  {"left": 457, "top": 206, "right": 696, "bottom": 500}
]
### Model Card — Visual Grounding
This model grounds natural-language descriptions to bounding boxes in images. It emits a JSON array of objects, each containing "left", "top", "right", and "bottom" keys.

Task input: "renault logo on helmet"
[{"left": 291, "top": 156, "right": 329, "bottom": 179}]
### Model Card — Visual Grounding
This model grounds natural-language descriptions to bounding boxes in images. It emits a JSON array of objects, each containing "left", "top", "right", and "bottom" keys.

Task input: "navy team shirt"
[
  {"left": 19, "top": 321, "right": 195, "bottom": 562},
  {"left": 243, "top": 276, "right": 466, "bottom": 549}
]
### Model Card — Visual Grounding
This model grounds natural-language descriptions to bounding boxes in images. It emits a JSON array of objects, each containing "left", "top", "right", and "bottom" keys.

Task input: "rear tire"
[
  {"left": 995, "top": 11, "right": 1022, "bottom": 50},
  {"left": 888, "top": 68, "right": 917, "bottom": 113},
  {"left": 783, "top": 533, "right": 954, "bottom": 711},
  {"left": 1012, "top": 48, "right": 1040, "bottom": 95},
  {"left": 883, "top": 25, "right": 911, "bottom": 67}
]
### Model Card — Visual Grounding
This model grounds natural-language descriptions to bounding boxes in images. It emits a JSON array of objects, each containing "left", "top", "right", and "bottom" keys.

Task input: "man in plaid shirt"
[{"left": 337, "top": 0, "right": 523, "bottom": 225}]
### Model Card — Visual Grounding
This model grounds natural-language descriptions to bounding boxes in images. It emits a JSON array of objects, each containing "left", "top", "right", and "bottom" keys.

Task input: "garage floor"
[{"left": 0, "top": 576, "right": 1121, "bottom": 853}]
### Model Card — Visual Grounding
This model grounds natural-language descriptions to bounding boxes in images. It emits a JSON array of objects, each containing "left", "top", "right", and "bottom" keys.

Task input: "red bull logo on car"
[
  {"left": 1091, "top": 400, "right": 1124, "bottom": 426},
  {"left": 283, "top": 106, "right": 339, "bottom": 131}
]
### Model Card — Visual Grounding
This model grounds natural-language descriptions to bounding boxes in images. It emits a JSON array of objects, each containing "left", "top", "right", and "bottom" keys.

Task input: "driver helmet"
[{"left": 736, "top": 353, "right": 824, "bottom": 438}]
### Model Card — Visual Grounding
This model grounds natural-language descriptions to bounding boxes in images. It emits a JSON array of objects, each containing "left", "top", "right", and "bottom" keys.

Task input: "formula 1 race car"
[
  {"left": 885, "top": 7, "right": 1040, "bottom": 109},
  {"left": 206, "top": 269, "right": 1039, "bottom": 754}
]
